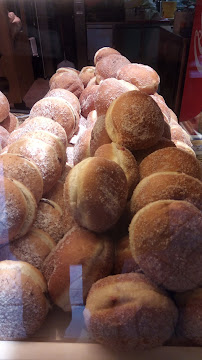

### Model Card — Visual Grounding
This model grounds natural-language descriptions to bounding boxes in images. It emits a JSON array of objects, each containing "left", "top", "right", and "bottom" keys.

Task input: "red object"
[{"left": 180, "top": 0, "right": 202, "bottom": 122}]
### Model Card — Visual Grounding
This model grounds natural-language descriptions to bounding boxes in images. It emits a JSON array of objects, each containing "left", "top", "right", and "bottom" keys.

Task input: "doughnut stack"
[{"left": 0, "top": 47, "right": 202, "bottom": 349}]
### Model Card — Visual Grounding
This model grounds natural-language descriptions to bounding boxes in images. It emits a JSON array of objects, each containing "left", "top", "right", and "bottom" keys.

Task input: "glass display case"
[{"left": 0, "top": 0, "right": 202, "bottom": 359}]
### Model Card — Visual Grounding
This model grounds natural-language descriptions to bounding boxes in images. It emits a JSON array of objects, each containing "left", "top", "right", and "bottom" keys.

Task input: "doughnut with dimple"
[
  {"left": 0, "top": 177, "right": 27, "bottom": 244},
  {"left": 43, "top": 226, "right": 113, "bottom": 311},
  {"left": 94, "top": 47, "right": 121, "bottom": 65},
  {"left": 139, "top": 147, "right": 202, "bottom": 180},
  {"left": 117, "top": 63, "right": 160, "bottom": 95},
  {"left": 29, "top": 97, "right": 77, "bottom": 140},
  {"left": 95, "top": 54, "right": 131, "bottom": 84},
  {"left": 105, "top": 90, "right": 165, "bottom": 151},
  {"left": 49, "top": 71, "right": 84, "bottom": 98},
  {"left": 8, "top": 116, "right": 67, "bottom": 148},
  {"left": 0, "top": 91, "right": 10, "bottom": 122},
  {"left": 0, "top": 260, "right": 49, "bottom": 340},
  {"left": 94, "top": 142, "right": 139, "bottom": 199},
  {"left": 84, "top": 273, "right": 178, "bottom": 350},
  {"left": 7, "top": 137, "right": 63, "bottom": 194},
  {"left": 129, "top": 200, "right": 202, "bottom": 292},
  {"left": 44, "top": 88, "right": 81, "bottom": 115},
  {"left": 64, "top": 157, "right": 128, "bottom": 232},
  {"left": 130, "top": 171, "right": 202, "bottom": 215}
]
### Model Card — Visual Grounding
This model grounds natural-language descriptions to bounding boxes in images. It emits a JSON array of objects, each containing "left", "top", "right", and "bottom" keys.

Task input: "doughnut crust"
[
  {"left": 95, "top": 54, "right": 130, "bottom": 83},
  {"left": 129, "top": 200, "right": 202, "bottom": 292},
  {"left": 139, "top": 147, "right": 202, "bottom": 180},
  {"left": 130, "top": 171, "right": 202, "bottom": 214},
  {"left": 84, "top": 273, "right": 178, "bottom": 350},
  {"left": 64, "top": 157, "right": 128, "bottom": 232},
  {"left": 105, "top": 90, "right": 164, "bottom": 151}
]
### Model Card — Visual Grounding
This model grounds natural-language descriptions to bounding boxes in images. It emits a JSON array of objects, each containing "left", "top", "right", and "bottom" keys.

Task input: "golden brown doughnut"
[
  {"left": 0, "top": 91, "right": 10, "bottom": 122},
  {"left": 43, "top": 226, "right": 113, "bottom": 311},
  {"left": 105, "top": 90, "right": 165, "bottom": 151},
  {"left": 64, "top": 157, "right": 128, "bottom": 232},
  {"left": 117, "top": 63, "right": 160, "bottom": 95},
  {"left": 95, "top": 54, "right": 131, "bottom": 84},
  {"left": 94, "top": 142, "right": 139, "bottom": 199},
  {"left": 139, "top": 147, "right": 202, "bottom": 180},
  {"left": 132, "top": 137, "right": 176, "bottom": 164},
  {"left": 90, "top": 115, "right": 111, "bottom": 155},
  {"left": 29, "top": 97, "right": 77, "bottom": 140},
  {"left": 174, "top": 141, "right": 196, "bottom": 157},
  {"left": 130, "top": 171, "right": 202, "bottom": 215},
  {"left": 0, "top": 260, "right": 49, "bottom": 339},
  {"left": 84, "top": 272, "right": 178, "bottom": 350},
  {"left": 0, "top": 228, "right": 55, "bottom": 272},
  {"left": 94, "top": 47, "right": 120, "bottom": 65},
  {"left": 129, "top": 200, "right": 202, "bottom": 292}
]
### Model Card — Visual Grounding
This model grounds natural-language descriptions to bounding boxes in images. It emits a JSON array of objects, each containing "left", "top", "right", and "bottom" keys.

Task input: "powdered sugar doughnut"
[
  {"left": 90, "top": 115, "right": 111, "bottom": 155},
  {"left": 49, "top": 71, "right": 84, "bottom": 98},
  {"left": 79, "top": 66, "right": 95, "bottom": 87},
  {"left": 0, "top": 126, "right": 9, "bottom": 148},
  {"left": 86, "top": 76, "right": 98, "bottom": 88},
  {"left": 7, "top": 138, "right": 63, "bottom": 194},
  {"left": 56, "top": 67, "right": 79, "bottom": 75},
  {"left": 29, "top": 97, "right": 77, "bottom": 140},
  {"left": 95, "top": 54, "right": 131, "bottom": 84},
  {"left": 73, "top": 128, "right": 92, "bottom": 165},
  {"left": 117, "top": 63, "right": 160, "bottom": 95},
  {"left": 0, "top": 91, "right": 10, "bottom": 122},
  {"left": 79, "top": 85, "right": 99, "bottom": 118},
  {"left": 86, "top": 110, "right": 97, "bottom": 129},
  {"left": 1, "top": 113, "right": 18, "bottom": 133},
  {"left": 8, "top": 117, "right": 67, "bottom": 148},
  {"left": 45, "top": 88, "right": 81, "bottom": 114},
  {"left": 94, "top": 47, "right": 121, "bottom": 65},
  {"left": 171, "top": 124, "right": 192, "bottom": 147},
  {"left": 95, "top": 78, "right": 138, "bottom": 117}
]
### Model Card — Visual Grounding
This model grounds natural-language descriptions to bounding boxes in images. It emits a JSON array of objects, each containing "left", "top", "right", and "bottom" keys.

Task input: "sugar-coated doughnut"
[
  {"left": 90, "top": 115, "right": 111, "bottom": 155},
  {"left": 86, "top": 110, "right": 97, "bottom": 129},
  {"left": 7, "top": 137, "right": 63, "bottom": 194},
  {"left": 0, "top": 177, "right": 27, "bottom": 244},
  {"left": 113, "top": 235, "right": 140, "bottom": 274},
  {"left": 117, "top": 63, "right": 160, "bottom": 95},
  {"left": 84, "top": 273, "right": 178, "bottom": 350},
  {"left": 130, "top": 171, "right": 202, "bottom": 215},
  {"left": 79, "top": 66, "right": 95, "bottom": 87},
  {"left": 0, "top": 126, "right": 9, "bottom": 148},
  {"left": 94, "top": 47, "right": 120, "bottom": 65},
  {"left": 64, "top": 157, "right": 128, "bottom": 232},
  {"left": 0, "top": 260, "right": 49, "bottom": 339},
  {"left": 86, "top": 76, "right": 98, "bottom": 88},
  {"left": 0, "top": 91, "right": 10, "bottom": 122},
  {"left": 95, "top": 54, "right": 131, "bottom": 83},
  {"left": 139, "top": 147, "right": 202, "bottom": 180},
  {"left": 174, "top": 141, "right": 196, "bottom": 157},
  {"left": 73, "top": 128, "right": 92, "bottom": 165},
  {"left": 49, "top": 71, "right": 84, "bottom": 98},
  {"left": 45, "top": 88, "right": 81, "bottom": 115},
  {"left": 8, "top": 116, "right": 68, "bottom": 148},
  {"left": 0, "top": 228, "right": 55, "bottom": 272},
  {"left": 170, "top": 124, "right": 192, "bottom": 147},
  {"left": 79, "top": 85, "right": 98, "bottom": 118},
  {"left": 0, "top": 113, "right": 18, "bottom": 133},
  {"left": 43, "top": 226, "right": 113, "bottom": 311},
  {"left": 129, "top": 200, "right": 202, "bottom": 292},
  {"left": 105, "top": 90, "right": 165, "bottom": 151},
  {"left": 94, "top": 78, "right": 138, "bottom": 117},
  {"left": 56, "top": 67, "right": 79, "bottom": 75},
  {"left": 95, "top": 142, "right": 139, "bottom": 199},
  {"left": 29, "top": 97, "right": 77, "bottom": 140}
]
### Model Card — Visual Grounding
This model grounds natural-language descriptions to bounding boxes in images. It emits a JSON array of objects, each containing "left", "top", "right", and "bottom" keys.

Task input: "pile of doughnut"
[{"left": 0, "top": 46, "right": 202, "bottom": 350}]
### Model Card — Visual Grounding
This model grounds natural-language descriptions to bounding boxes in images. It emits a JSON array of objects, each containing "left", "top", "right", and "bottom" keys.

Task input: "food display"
[{"left": 0, "top": 46, "right": 201, "bottom": 353}]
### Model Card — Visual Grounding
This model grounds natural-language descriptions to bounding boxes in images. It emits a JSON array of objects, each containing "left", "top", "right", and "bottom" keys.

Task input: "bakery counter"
[{"left": 1, "top": 343, "right": 202, "bottom": 360}]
